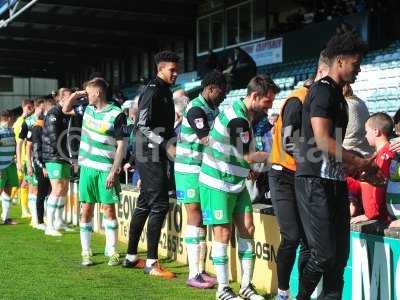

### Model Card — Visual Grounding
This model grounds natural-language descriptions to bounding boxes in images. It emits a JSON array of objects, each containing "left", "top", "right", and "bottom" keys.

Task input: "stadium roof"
[{"left": 0, "top": 0, "right": 198, "bottom": 78}]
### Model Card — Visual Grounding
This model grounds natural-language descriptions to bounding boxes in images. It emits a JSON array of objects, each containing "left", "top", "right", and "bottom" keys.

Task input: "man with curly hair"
[
  {"left": 122, "top": 51, "right": 179, "bottom": 279},
  {"left": 295, "top": 31, "right": 380, "bottom": 299},
  {"left": 175, "top": 71, "right": 227, "bottom": 289}
]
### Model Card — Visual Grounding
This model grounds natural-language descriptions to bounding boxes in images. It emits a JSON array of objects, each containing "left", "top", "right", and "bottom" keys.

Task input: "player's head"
[
  {"left": 201, "top": 70, "right": 227, "bottom": 107},
  {"left": 314, "top": 49, "right": 330, "bottom": 82},
  {"left": 342, "top": 83, "right": 354, "bottom": 98},
  {"left": 21, "top": 99, "right": 34, "bottom": 116},
  {"left": 173, "top": 95, "right": 188, "bottom": 121},
  {"left": 85, "top": 77, "right": 109, "bottom": 105},
  {"left": 393, "top": 108, "right": 400, "bottom": 136},
  {"left": 0, "top": 110, "right": 11, "bottom": 126},
  {"left": 33, "top": 97, "right": 45, "bottom": 115},
  {"left": 43, "top": 94, "right": 56, "bottom": 114},
  {"left": 154, "top": 51, "right": 180, "bottom": 86},
  {"left": 56, "top": 88, "right": 72, "bottom": 104},
  {"left": 173, "top": 89, "right": 187, "bottom": 99},
  {"left": 246, "top": 74, "right": 280, "bottom": 114},
  {"left": 365, "top": 112, "right": 393, "bottom": 147},
  {"left": 324, "top": 31, "right": 368, "bottom": 84}
]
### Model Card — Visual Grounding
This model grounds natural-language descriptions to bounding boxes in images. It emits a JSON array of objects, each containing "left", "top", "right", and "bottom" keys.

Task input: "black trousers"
[
  {"left": 34, "top": 167, "right": 51, "bottom": 224},
  {"left": 127, "top": 159, "right": 170, "bottom": 259},
  {"left": 269, "top": 168, "right": 309, "bottom": 291},
  {"left": 295, "top": 177, "right": 349, "bottom": 300}
]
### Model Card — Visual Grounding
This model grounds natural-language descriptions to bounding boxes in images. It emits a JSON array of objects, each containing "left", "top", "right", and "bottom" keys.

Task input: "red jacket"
[{"left": 347, "top": 143, "right": 395, "bottom": 224}]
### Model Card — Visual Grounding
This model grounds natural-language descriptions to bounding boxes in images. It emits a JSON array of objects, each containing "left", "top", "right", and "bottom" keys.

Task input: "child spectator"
[
  {"left": 387, "top": 111, "right": 400, "bottom": 228},
  {"left": 387, "top": 156, "right": 400, "bottom": 227},
  {"left": 350, "top": 113, "right": 396, "bottom": 225}
]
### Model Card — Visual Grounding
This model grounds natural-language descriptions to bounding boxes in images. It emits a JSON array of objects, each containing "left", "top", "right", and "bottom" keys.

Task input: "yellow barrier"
[
  {"left": 65, "top": 186, "right": 280, "bottom": 292},
  {"left": 116, "top": 189, "right": 280, "bottom": 293}
]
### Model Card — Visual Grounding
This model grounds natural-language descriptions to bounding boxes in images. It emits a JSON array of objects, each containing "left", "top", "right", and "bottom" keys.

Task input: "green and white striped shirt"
[
  {"left": 0, "top": 125, "right": 16, "bottom": 170},
  {"left": 199, "top": 99, "right": 251, "bottom": 193},
  {"left": 78, "top": 103, "right": 123, "bottom": 172},
  {"left": 175, "top": 94, "right": 219, "bottom": 174}
]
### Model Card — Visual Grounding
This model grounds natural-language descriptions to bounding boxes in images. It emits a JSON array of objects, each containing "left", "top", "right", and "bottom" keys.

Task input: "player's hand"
[
  {"left": 166, "top": 144, "right": 176, "bottom": 160},
  {"left": 43, "top": 168, "right": 48, "bottom": 178},
  {"left": 16, "top": 162, "right": 23, "bottom": 173},
  {"left": 247, "top": 170, "right": 258, "bottom": 181},
  {"left": 72, "top": 90, "right": 88, "bottom": 100},
  {"left": 20, "top": 179, "right": 28, "bottom": 188},
  {"left": 350, "top": 215, "right": 369, "bottom": 224},
  {"left": 27, "top": 165, "right": 33, "bottom": 176},
  {"left": 390, "top": 138, "right": 400, "bottom": 153},
  {"left": 356, "top": 156, "right": 387, "bottom": 186},
  {"left": 123, "top": 163, "right": 131, "bottom": 172},
  {"left": 73, "top": 163, "right": 79, "bottom": 174},
  {"left": 389, "top": 219, "right": 400, "bottom": 228},
  {"left": 106, "top": 171, "right": 116, "bottom": 189}
]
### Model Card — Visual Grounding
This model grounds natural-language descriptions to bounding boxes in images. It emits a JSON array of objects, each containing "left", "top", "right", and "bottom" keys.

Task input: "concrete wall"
[{"left": 0, "top": 77, "right": 58, "bottom": 110}]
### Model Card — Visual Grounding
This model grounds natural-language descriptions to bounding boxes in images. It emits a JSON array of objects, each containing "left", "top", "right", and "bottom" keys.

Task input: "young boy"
[
  {"left": 0, "top": 110, "right": 19, "bottom": 224},
  {"left": 350, "top": 113, "right": 396, "bottom": 225}
]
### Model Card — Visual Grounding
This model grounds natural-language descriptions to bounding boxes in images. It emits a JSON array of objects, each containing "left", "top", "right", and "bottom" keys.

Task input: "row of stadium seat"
[{"left": 221, "top": 41, "right": 400, "bottom": 116}]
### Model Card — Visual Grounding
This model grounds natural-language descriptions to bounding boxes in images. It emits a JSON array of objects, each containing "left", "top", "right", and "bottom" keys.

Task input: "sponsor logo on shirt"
[
  {"left": 214, "top": 210, "right": 224, "bottom": 221},
  {"left": 194, "top": 118, "right": 204, "bottom": 129},
  {"left": 187, "top": 189, "right": 196, "bottom": 199},
  {"left": 86, "top": 119, "right": 111, "bottom": 134}
]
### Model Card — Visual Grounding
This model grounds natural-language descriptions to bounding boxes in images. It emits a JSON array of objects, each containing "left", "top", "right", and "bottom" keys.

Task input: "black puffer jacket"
[{"left": 42, "top": 104, "right": 70, "bottom": 163}]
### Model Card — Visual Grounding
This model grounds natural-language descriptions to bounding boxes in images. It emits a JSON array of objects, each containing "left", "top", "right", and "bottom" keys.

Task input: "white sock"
[
  {"left": 198, "top": 227, "right": 207, "bottom": 273},
  {"left": 1, "top": 191, "right": 11, "bottom": 221},
  {"left": 125, "top": 254, "right": 138, "bottom": 262},
  {"left": 212, "top": 241, "right": 229, "bottom": 292},
  {"left": 28, "top": 194, "right": 38, "bottom": 225},
  {"left": 104, "top": 219, "right": 118, "bottom": 256},
  {"left": 185, "top": 225, "right": 200, "bottom": 278},
  {"left": 80, "top": 222, "right": 93, "bottom": 255},
  {"left": 54, "top": 196, "right": 65, "bottom": 227},
  {"left": 238, "top": 237, "right": 255, "bottom": 289},
  {"left": 146, "top": 258, "right": 157, "bottom": 268},
  {"left": 46, "top": 195, "right": 57, "bottom": 229}
]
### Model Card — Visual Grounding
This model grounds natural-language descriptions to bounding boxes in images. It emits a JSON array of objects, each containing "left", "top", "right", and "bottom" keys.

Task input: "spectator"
[
  {"left": 223, "top": 47, "right": 257, "bottom": 90},
  {"left": 173, "top": 90, "right": 189, "bottom": 137},
  {"left": 123, "top": 98, "right": 141, "bottom": 188},
  {"left": 114, "top": 90, "right": 127, "bottom": 105},
  {"left": 387, "top": 112, "right": 400, "bottom": 228},
  {"left": 202, "top": 50, "right": 223, "bottom": 77},
  {"left": 393, "top": 108, "right": 400, "bottom": 136},
  {"left": 246, "top": 112, "right": 273, "bottom": 204},
  {"left": 350, "top": 113, "right": 395, "bottom": 225},
  {"left": 168, "top": 90, "right": 189, "bottom": 197},
  {"left": 342, "top": 83, "right": 373, "bottom": 156}
]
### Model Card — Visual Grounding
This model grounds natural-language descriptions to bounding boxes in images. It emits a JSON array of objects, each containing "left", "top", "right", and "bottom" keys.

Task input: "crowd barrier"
[{"left": 65, "top": 182, "right": 400, "bottom": 299}]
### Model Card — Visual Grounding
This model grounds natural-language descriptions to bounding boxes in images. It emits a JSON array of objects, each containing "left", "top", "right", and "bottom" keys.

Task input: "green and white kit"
[
  {"left": 199, "top": 99, "right": 253, "bottom": 225},
  {"left": 78, "top": 103, "right": 122, "bottom": 204},
  {"left": 175, "top": 94, "right": 218, "bottom": 204}
]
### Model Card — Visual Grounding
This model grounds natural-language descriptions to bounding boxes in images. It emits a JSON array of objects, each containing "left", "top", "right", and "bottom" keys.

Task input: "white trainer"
[
  {"left": 35, "top": 223, "right": 46, "bottom": 231},
  {"left": 55, "top": 223, "right": 75, "bottom": 232},
  {"left": 45, "top": 228, "right": 62, "bottom": 237}
]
